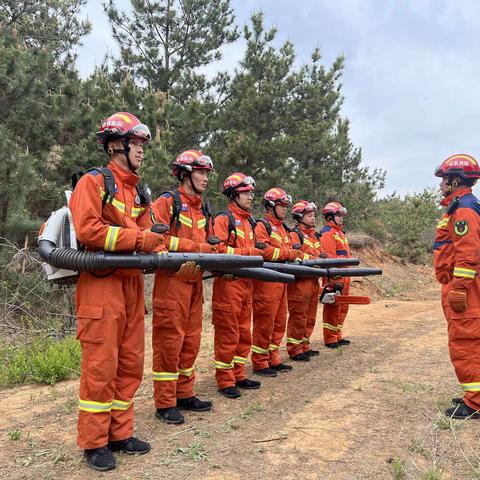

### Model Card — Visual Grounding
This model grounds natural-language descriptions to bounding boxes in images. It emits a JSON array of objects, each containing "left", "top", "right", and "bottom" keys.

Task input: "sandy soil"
[{"left": 1, "top": 253, "right": 480, "bottom": 480}]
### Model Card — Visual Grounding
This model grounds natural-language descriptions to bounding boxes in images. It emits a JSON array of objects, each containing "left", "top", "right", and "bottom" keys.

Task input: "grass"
[
  {"left": 422, "top": 467, "right": 443, "bottom": 480},
  {"left": 240, "top": 401, "right": 264, "bottom": 419},
  {"left": 0, "top": 335, "right": 81, "bottom": 387},
  {"left": 434, "top": 414, "right": 465, "bottom": 432},
  {"left": 389, "top": 457, "right": 406, "bottom": 479},
  {"left": 172, "top": 442, "right": 207, "bottom": 462},
  {"left": 7, "top": 428, "right": 21, "bottom": 440}
]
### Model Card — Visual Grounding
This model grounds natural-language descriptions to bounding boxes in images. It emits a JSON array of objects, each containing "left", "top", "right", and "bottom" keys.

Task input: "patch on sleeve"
[{"left": 454, "top": 220, "right": 469, "bottom": 236}]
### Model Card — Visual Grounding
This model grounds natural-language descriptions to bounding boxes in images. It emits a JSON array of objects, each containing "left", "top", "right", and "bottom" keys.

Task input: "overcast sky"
[{"left": 76, "top": 0, "right": 480, "bottom": 196}]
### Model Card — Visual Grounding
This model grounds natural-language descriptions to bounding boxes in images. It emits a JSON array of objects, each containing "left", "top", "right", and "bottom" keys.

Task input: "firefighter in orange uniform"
[
  {"left": 320, "top": 202, "right": 352, "bottom": 349},
  {"left": 251, "top": 188, "right": 308, "bottom": 376},
  {"left": 286, "top": 201, "right": 323, "bottom": 361},
  {"left": 212, "top": 173, "right": 263, "bottom": 398},
  {"left": 433, "top": 154, "right": 480, "bottom": 419},
  {"left": 151, "top": 150, "right": 216, "bottom": 425},
  {"left": 70, "top": 112, "right": 160, "bottom": 471}
]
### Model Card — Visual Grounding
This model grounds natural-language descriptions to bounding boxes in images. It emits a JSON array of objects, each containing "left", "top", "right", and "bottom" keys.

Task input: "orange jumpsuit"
[
  {"left": 70, "top": 161, "right": 161, "bottom": 450},
  {"left": 320, "top": 222, "right": 351, "bottom": 344},
  {"left": 434, "top": 186, "right": 480, "bottom": 411},
  {"left": 212, "top": 203, "right": 256, "bottom": 388},
  {"left": 286, "top": 227, "right": 323, "bottom": 357},
  {"left": 251, "top": 214, "right": 306, "bottom": 370},
  {"left": 151, "top": 186, "right": 209, "bottom": 408}
]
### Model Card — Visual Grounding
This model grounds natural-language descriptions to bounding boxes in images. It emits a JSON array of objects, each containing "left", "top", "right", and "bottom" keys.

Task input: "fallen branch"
[
  {"left": 166, "top": 427, "right": 197, "bottom": 438},
  {"left": 253, "top": 436, "right": 288, "bottom": 443}
]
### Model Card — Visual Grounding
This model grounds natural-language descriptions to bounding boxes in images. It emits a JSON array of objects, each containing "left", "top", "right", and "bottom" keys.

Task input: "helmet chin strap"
[
  {"left": 231, "top": 193, "right": 249, "bottom": 212},
  {"left": 273, "top": 204, "right": 282, "bottom": 220},
  {"left": 187, "top": 172, "right": 201, "bottom": 195},
  {"left": 108, "top": 138, "right": 136, "bottom": 172}
]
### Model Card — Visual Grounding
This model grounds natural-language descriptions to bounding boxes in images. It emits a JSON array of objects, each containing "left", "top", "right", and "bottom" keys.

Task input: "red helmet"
[
  {"left": 172, "top": 150, "right": 214, "bottom": 179},
  {"left": 434, "top": 154, "right": 480, "bottom": 179},
  {"left": 291, "top": 200, "right": 317, "bottom": 219},
  {"left": 263, "top": 188, "right": 292, "bottom": 207},
  {"left": 323, "top": 202, "right": 347, "bottom": 216},
  {"left": 222, "top": 172, "right": 255, "bottom": 196},
  {"left": 96, "top": 112, "right": 151, "bottom": 145}
]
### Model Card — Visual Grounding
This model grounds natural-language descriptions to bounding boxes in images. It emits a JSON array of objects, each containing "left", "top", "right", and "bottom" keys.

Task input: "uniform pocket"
[
  {"left": 76, "top": 305, "right": 104, "bottom": 344},
  {"left": 152, "top": 299, "right": 178, "bottom": 328}
]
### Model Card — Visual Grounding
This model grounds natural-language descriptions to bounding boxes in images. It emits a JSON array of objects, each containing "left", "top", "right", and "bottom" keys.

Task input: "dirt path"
[{"left": 1, "top": 286, "right": 480, "bottom": 480}]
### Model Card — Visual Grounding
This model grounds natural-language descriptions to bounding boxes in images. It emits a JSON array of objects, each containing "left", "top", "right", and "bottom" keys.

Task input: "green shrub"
[{"left": 0, "top": 335, "right": 81, "bottom": 387}]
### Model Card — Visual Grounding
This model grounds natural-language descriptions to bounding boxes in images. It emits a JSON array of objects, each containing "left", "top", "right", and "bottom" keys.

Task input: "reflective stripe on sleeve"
[
  {"left": 271, "top": 248, "right": 280, "bottom": 261},
  {"left": 453, "top": 267, "right": 476, "bottom": 279},
  {"left": 197, "top": 218, "right": 206, "bottom": 229},
  {"left": 227, "top": 246, "right": 235, "bottom": 255},
  {"left": 104, "top": 226, "right": 120, "bottom": 251},
  {"left": 152, "top": 371, "right": 179, "bottom": 381},
  {"left": 169, "top": 236, "right": 180, "bottom": 251},
  {"left": 79, "top": 399, "right": 112, "bottom": 413}
]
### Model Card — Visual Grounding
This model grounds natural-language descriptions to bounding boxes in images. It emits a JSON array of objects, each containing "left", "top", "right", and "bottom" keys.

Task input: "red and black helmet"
[
  {"left": 263, "top": 188, "right": 292, "bottom": 208},
  {"left": 222, "top": 172, "right": 255, "bottom": 197},
  {"left": 172, "top": 150, "right": 214, "bottom": 180},
  {"left": 434, "top": 154, "right": 480, "bottom": 179},
  {"left": 96, "top": 112, "right": 151, "bottom": 149},
  {"left": 322, "top": 202, "right": 347, "bottom": 216},
  {"left": 291, "top": 200, "right": 317, "bottom": 220}
]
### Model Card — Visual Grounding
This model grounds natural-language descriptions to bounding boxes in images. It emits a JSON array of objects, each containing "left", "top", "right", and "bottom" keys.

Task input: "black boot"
[
  {"left": 84, "top": 447, "right": 116, "bottom": 472},
  {"left": 253, "top": 367, "right": 277, "bottom": 377},
  {"left": 290, "top": 353, "right": 310, "bottom": 362},
  {"left": 452, "top": 397, "right": 464, "bottom": 405},
  {"left": 155, "top": 406, "right": 185, "bottom": 424},
  {"left": 338, "top": 339, "right": 351, "bottom": 346},
  {"left": 445, "top": 402, "right": 480, "bottom": 419},
  {"left": 177, "top": 396, "right": 213, "bottom": 412},
  {"left": 218, "top": 386, "right": 241, "bottom": 398},
  {"left": 272, "top": 363, "right": 293, "bottom": 372},
  {"left": 108, "top": 437, "right": 150, "bottom": 455},
  {"left": 325, "top": 342, "right": 339, "bottom": 349},
  {"left": 305, "top": 349, "right": 320, "bottom": 357},
  {"left": 236, "top": 378, "right": 261, "bottom": 389}
]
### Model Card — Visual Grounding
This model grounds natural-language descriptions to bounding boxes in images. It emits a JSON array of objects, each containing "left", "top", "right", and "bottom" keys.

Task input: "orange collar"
[
  {"left": 109, "top": 161, "right": 139, "bottom": 186},
  {"left": 440, "top": 186, "right": 472, "bottom": 207}
]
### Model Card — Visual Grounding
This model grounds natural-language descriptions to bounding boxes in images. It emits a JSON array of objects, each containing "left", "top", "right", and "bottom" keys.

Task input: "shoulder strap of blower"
[
  {"left": 291, "top": 226, "right": 305, "bottom": 244},
  {"left": 256, "top": 217, "right": 272, "bottom": 237},
  {"left": 72, "top": 167, "right": 150, "bottom": 210},
  {"left": 216, "top": 210, "right": 258, "bottom": 246},
  {"left": 215, "top": 210, "right": 237, "bottom": 244},
  {"left": 160, "top": 189, "right": 211, "bottom": 234}
]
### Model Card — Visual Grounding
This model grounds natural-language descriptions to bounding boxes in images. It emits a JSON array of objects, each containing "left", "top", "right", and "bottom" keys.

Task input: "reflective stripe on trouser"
[
  {"left": 152, "top": 274, "right": 203, "bottom": 409},
  {"left": 322, "top": 282, "right": 349, "bottom": 344},
  {"left": 287, "top": 278, "right": 319, "bottom": 357},
  {"left": 442, "top": 282, "right": 480, "bottom": 411},
  {"left": 76, "top": 271, "right": 145, "bottom": 449},
  {"left": 252, "top": 280, "right": 288, "bottom": 370},
  {"left": 212, "top": 277, "right": 253, "bottom": 389}
]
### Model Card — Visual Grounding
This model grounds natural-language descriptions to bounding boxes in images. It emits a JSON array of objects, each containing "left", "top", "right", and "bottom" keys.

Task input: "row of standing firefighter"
[{"left": 68, "top": 112, "right": 353, "bottom": 472}]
